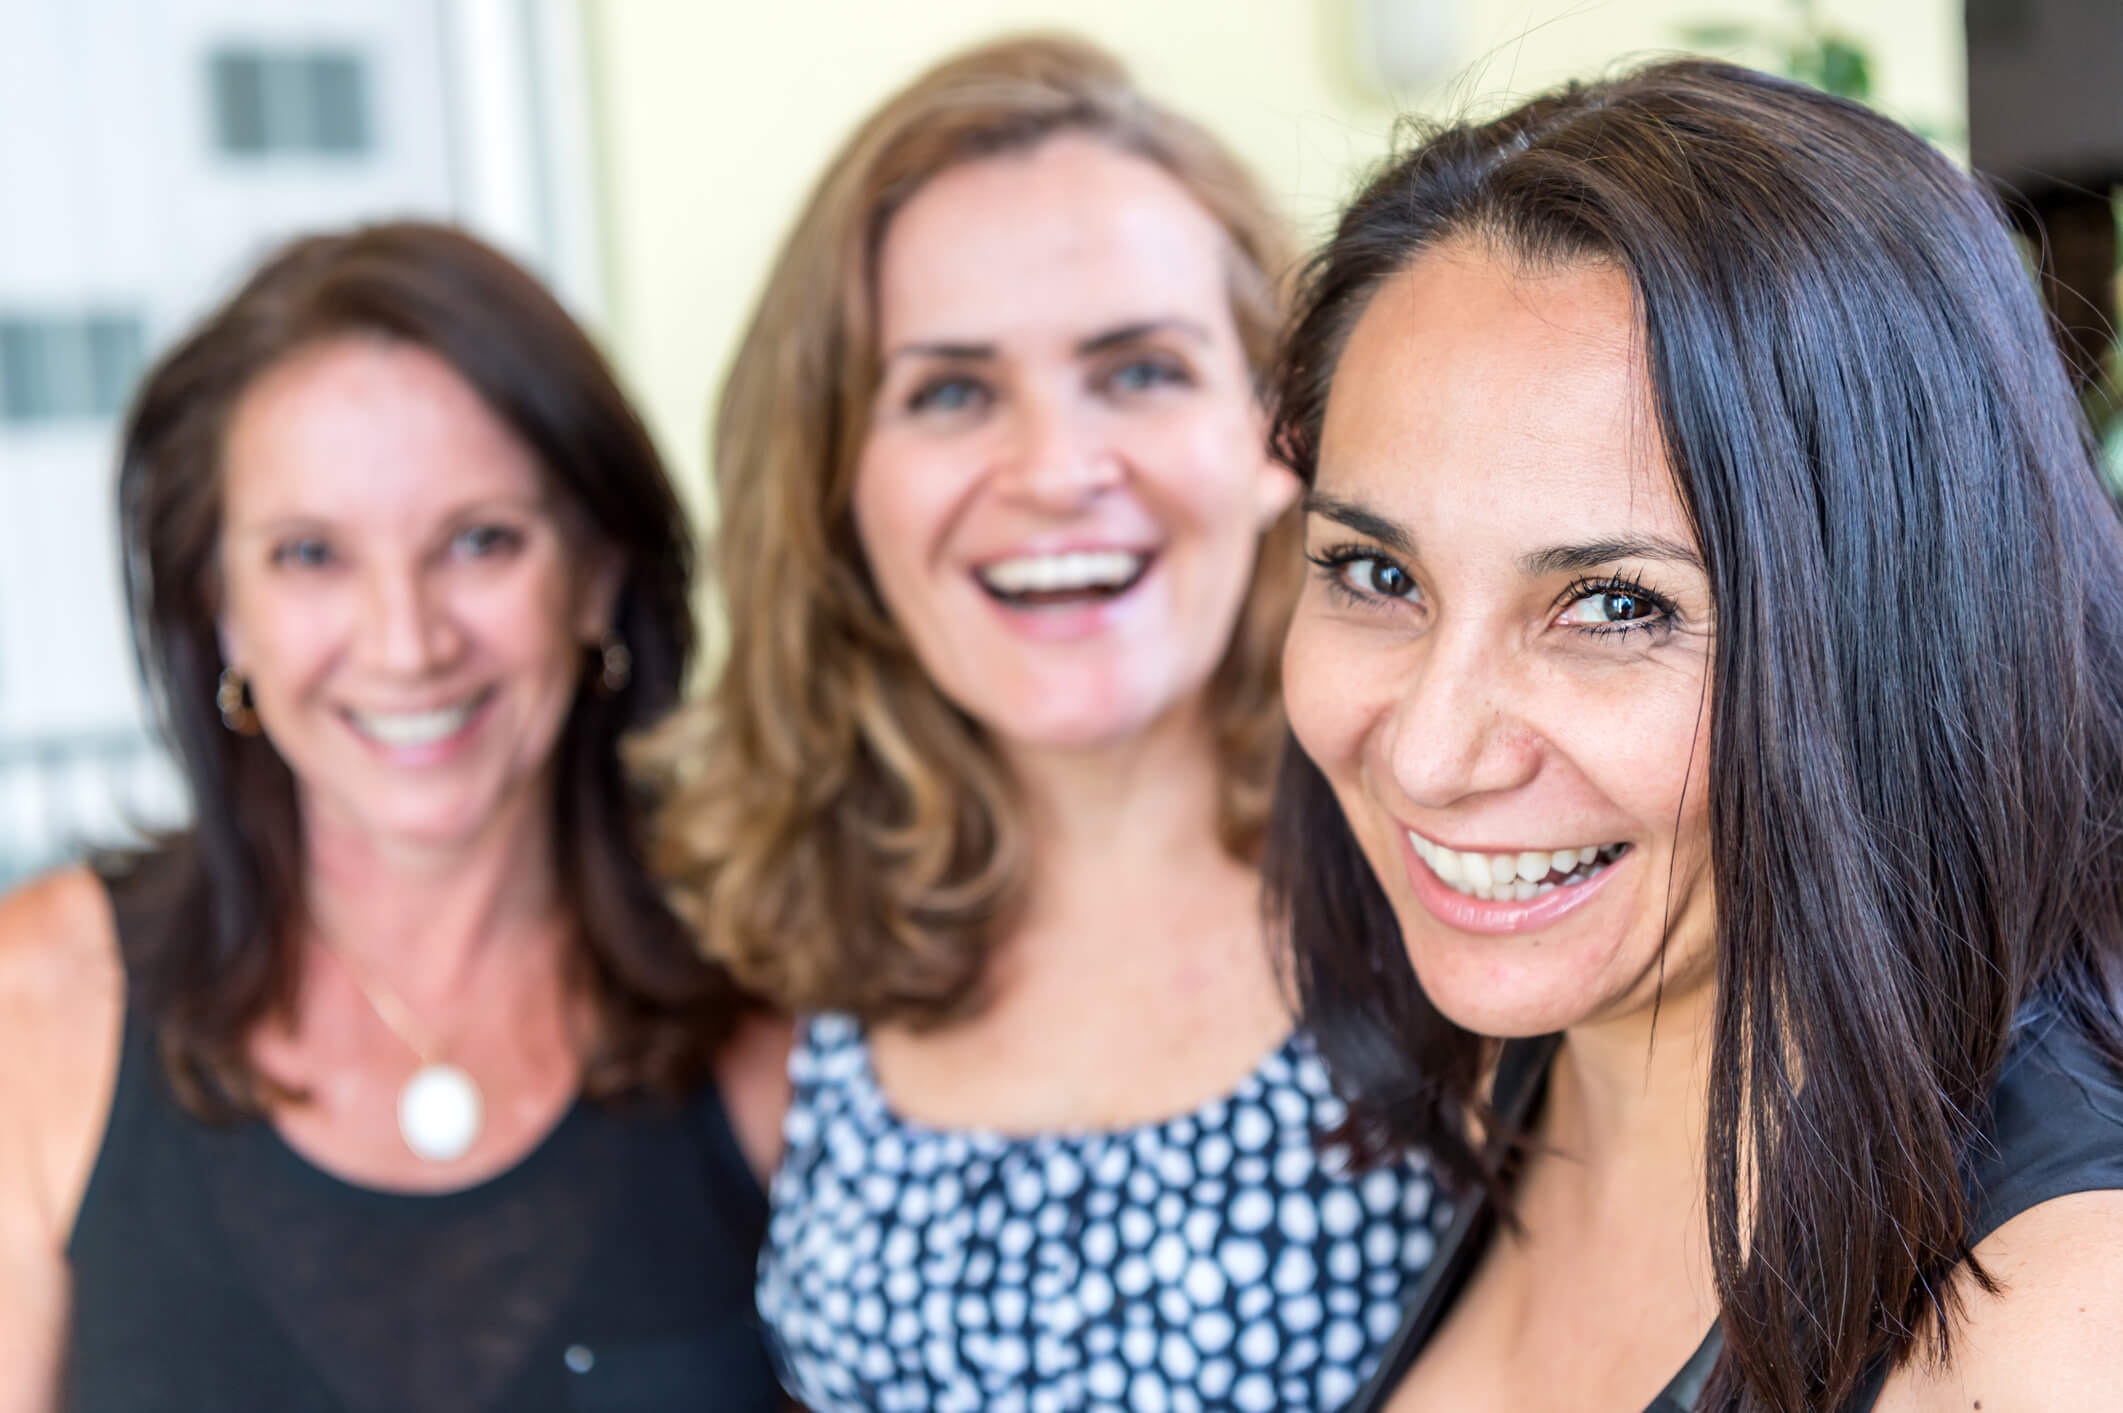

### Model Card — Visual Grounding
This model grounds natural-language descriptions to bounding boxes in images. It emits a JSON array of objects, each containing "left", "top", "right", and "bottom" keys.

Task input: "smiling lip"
[
  {"left": 1399, "top": 827, "right": 1630, "bottom": 936},
  {"left": 341, "top": 688, "right": 495, "bottom": 764},
  {"left": 970, "top": 544, "right": 1159, "bottom": 641}
]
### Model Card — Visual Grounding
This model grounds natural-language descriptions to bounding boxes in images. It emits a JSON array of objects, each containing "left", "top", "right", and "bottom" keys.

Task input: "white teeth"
[
  {"left": 978, "top": 550, "right": 1146, "bottom": 596},
  {"left": 349, "top": 699, "right": 479, "bottom": 748},
  {"left": 1406, "top": 830, "right": 1627, "bottom": 904}
]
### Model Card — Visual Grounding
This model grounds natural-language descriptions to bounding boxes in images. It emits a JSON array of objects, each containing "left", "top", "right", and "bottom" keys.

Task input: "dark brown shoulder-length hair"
[
  {"left": 1266, "top": 59, "right": 2123, "bottom": 1412},
  {"left": 635, "top": 34, "right": 1302, "bottom": 1024},
  {"left": 118, "top": 220, "right": 747, "bottom": 1117}
]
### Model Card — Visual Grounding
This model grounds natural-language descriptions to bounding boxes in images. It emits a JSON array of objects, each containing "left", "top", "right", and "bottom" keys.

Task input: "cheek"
[
  {"left": 1280, "top": 608, "right": 1373, "bottom": 773},
  {"left": 1577, "top": 680, "right": 1709, "bottom": 835},
  {"left": 469, "top": 562, "right": 588, "bottom": 682},
  {"left": 220, "top": 569, "right": 338, "bottom": 692},
  {"left": 1136, "top": 412, "right": 1266, "bottom": 537},
  {"left": 851, "top": 436, "right": 971, "bottom": 589}
]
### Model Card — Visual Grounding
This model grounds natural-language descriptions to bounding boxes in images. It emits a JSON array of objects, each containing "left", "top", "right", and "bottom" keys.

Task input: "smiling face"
[
  {"left": 217, "top": 336, "right": 618, "bottom": 855},
  {"left": 852, "top": 134, "right": 1296, "bottom": 753},
  {"left": 1283, "top": 243, "right": 1716, "bottom": 1039}
]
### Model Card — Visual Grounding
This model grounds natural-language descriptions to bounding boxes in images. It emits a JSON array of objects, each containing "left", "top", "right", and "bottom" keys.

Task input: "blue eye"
[
  {"left": 908, "top": 376, "right": 989, "bottom": 415},
  {"left": 273, "top": 537, "right": 332, "bottom": 569},
  {"left": 452, "top": 524, "right": 522, "bottom": 559},
  {"left": 1104, "top": 357, "right": 1188, "bottom": 395}
]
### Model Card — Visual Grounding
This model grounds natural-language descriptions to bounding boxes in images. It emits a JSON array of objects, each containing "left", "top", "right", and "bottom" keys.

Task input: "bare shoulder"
[
  {"left": 0, "top": 865, "right": 125, "bottom": 1410},
  {"left": 714, "top": 1009, "right": 794, "bottom": 1186},
  {"left": 0, "top": 864, "right": 125, "bottom": 1221},
  {"left": 1877, "top": 1190, "right": 2123, "bottom": 1412},
  {"left": 0, "top": 865, "right": 122, "bottom": 1020}
]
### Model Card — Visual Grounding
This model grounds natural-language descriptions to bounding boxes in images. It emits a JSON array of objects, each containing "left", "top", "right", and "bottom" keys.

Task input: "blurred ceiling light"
[{"left": 1360, "top": 0, "right": 1459, "bottom": 95}]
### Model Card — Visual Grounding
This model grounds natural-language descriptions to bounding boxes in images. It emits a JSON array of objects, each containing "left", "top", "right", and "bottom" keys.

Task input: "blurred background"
[{"left": 0, "top": 0, "right": 2115, "bottom": 887}]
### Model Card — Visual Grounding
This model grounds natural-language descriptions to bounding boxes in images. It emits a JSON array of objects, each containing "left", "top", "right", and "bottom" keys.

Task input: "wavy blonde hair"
[{"left": 638, "top": 33, "right": 1302, "bottom": 1023}]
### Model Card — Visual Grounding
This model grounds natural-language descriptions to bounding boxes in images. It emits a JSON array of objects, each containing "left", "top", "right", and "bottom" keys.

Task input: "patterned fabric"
[{"left": 760, "top": 1013, "right": 1446, "bottom": 1413}]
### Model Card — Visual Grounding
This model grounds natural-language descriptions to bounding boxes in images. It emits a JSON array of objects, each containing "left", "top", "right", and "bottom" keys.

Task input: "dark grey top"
[
  {"left": 1347, "top": 1003, "right": 2123, "bottom": 1412},
  {"left": 63, "top": 873, "right": 780, "bottom": 1413}
]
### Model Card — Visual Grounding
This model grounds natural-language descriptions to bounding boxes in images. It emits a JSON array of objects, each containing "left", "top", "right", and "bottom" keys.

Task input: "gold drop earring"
[{"left": 216, "top": 668, "right": 262, "bottom": 735}]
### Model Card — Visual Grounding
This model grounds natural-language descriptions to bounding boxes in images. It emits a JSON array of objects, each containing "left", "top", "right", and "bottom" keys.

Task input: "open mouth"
[
  {"left": 974, "top": 549, "right": 1153, "bottom": 609},
  {"left": 1408, "top": 831, "right": 1630, "bottom": 903},
  {"left": 344, "top": 689, "right": 494, "bottom": 749}
]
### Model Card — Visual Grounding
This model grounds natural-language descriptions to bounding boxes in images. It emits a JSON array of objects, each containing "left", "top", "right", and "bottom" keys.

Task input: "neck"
[
  {"left": 299, "top": 788, "right": 569, "bottom": 1009},
  {"left": 1544, "top": 968, "right": 1719, "bottom": 1189},
  {"left": 1005, "top": 702, "right": 1233, "bottom": 920}
]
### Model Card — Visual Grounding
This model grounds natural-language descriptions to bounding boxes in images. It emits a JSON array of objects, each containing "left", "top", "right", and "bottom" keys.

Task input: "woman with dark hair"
[
  {"left": 0, "top": 222, "right": 783, "bottom": 1412},
  {"left": 1268, "top": 59, "right": 2123, "bottom": 1412},
  {"left": 640, "top": 34, "right": 1445, "bottom": 1413}
]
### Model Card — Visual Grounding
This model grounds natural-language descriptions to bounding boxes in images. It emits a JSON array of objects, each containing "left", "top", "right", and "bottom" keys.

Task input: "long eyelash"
[
  {"left": 1556, "top": 570, "right": 1678, "bottom": 638},
  {"left": 1305, "top": 542, "right": 1408, "bottom": 610}
]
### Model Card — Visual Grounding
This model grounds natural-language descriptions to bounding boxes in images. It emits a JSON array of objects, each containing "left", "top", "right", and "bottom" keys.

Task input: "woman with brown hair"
[
  {"left": 641, "top": 34, "right": 1444, "bottom": 1412},
  {"left": 0, "top": 223, "right": 783, "bottom": 1412}
]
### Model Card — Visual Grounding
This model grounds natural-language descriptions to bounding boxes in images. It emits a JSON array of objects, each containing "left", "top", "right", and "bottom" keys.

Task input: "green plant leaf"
[
  {"left": 1678, "top": 22, "right": 1759, "bottom": 47},
  {"left": 1817, "top": 37, "right": 1873, "bottom": 100}
]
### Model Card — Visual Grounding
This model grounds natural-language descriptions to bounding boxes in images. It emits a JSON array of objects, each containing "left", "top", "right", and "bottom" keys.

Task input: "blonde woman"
[{"left": 643, "top": 35, "right": 1443, "bottom": 1413}]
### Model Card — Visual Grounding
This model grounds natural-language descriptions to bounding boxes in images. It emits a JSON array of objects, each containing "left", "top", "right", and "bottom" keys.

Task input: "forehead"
[
  {"left": 1317, "top": 244, "right": 1689, "bottom": 551},
  {"left": 222, "top": 336, "right": 546, "bottom": 524},
  {"left": 874, "top": 134, "right": 1236, "bottom": 345}
]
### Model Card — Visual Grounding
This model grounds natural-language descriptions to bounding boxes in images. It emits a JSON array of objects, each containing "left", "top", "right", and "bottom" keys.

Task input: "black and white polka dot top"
[{"left": 758, "top": 1013, "right": 1446, "bottom": 1413}]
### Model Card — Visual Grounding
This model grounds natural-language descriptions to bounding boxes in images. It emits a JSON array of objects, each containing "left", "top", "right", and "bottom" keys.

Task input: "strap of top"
[
  {"left": 1343, "top": 1004, "right": 2123, "bottom": 1413},
  {"left": 1964, "top": 1004, "right": 2123, "bottom": 1245},
  {"left": 65, "top": 861, "right": 170, "bottom": 1260},
  {"left": 1646, "top": 1325, "right": 1723, "bottom": 1412},
  {"left": 1342, "top": 1034, "right": 1563, "bottom": 1412}
]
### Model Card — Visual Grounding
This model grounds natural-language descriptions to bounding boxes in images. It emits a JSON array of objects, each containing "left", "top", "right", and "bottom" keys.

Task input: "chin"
[
  {"left": 972, "top": 678, "right": 1177, "bottom": 754},
  {"left": 311, "top": 771, "right": 527, "bottom": 853},
  {"left": 1393, "top": 912, "right": 1634, "bottom": 1040}
]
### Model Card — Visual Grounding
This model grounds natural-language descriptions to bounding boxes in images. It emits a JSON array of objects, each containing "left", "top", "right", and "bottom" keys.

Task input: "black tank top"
[
  {"left": 1348, "top": 1002, "right": 2123, "bottom": 1412},
  {"left": 64, "top": 880, "right": 781, "bottom": 1413}
]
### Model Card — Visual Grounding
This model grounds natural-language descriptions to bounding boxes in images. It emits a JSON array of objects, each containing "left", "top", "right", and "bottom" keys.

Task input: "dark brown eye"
[
  {"left": 1365, "top": 561, "right": 1413, "bottom": 597},
  {"left": 1337, "top": 557, "right": 1414, "bottom": 600},
  {"left": 1601, "top": 591, "right": 1648, "bottom": 620},
  {"left": 1556, "top": 579, "right": 1673, "bottom": 632}
]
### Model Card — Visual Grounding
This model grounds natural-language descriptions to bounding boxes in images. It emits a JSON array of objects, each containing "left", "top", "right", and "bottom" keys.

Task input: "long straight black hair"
[{"left": 1266, "top": 59, "right": 2123, "bottom": 1411}]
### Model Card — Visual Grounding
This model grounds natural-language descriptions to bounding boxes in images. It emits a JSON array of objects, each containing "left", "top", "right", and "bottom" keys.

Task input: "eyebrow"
[
  {"left": 227, "top": 494, "right": 549, "bottom": 538},
  {"left": 1077, "top": 318, "right": 1211, "bottom": 356},
  {"left": 883, "top": 317, "right": 1213, "bottom": 365},
  {"left": 1302, "top": 492, "right": 1416, "bottom": 555},
  {"left": 1304, "top": 492, "right": 1703, "bottom": 575},
  {"left": 1519, "top": 536, "right": 1704, "bottom": 575}
]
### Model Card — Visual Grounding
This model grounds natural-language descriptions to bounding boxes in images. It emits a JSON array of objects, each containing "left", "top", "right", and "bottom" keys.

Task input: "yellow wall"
[{"left": 584, "top": 0, "right": 1962, "bottom": 515}]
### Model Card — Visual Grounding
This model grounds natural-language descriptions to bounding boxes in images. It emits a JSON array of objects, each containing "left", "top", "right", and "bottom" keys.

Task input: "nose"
[
  {"left": 1374, "top": 621, "right": 1541, "bottom": 812},
  {"left": 993, "top": 389, "right": 1122, "bottom": 510},
  {"left": 355, "top": 562, "right": 461, "bottom": 678}
]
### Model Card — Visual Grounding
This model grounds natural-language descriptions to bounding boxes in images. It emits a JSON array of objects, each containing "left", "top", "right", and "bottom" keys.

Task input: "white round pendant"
[{"left": 397, "top": 1063, "right": 483, "bottom": 1163}]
